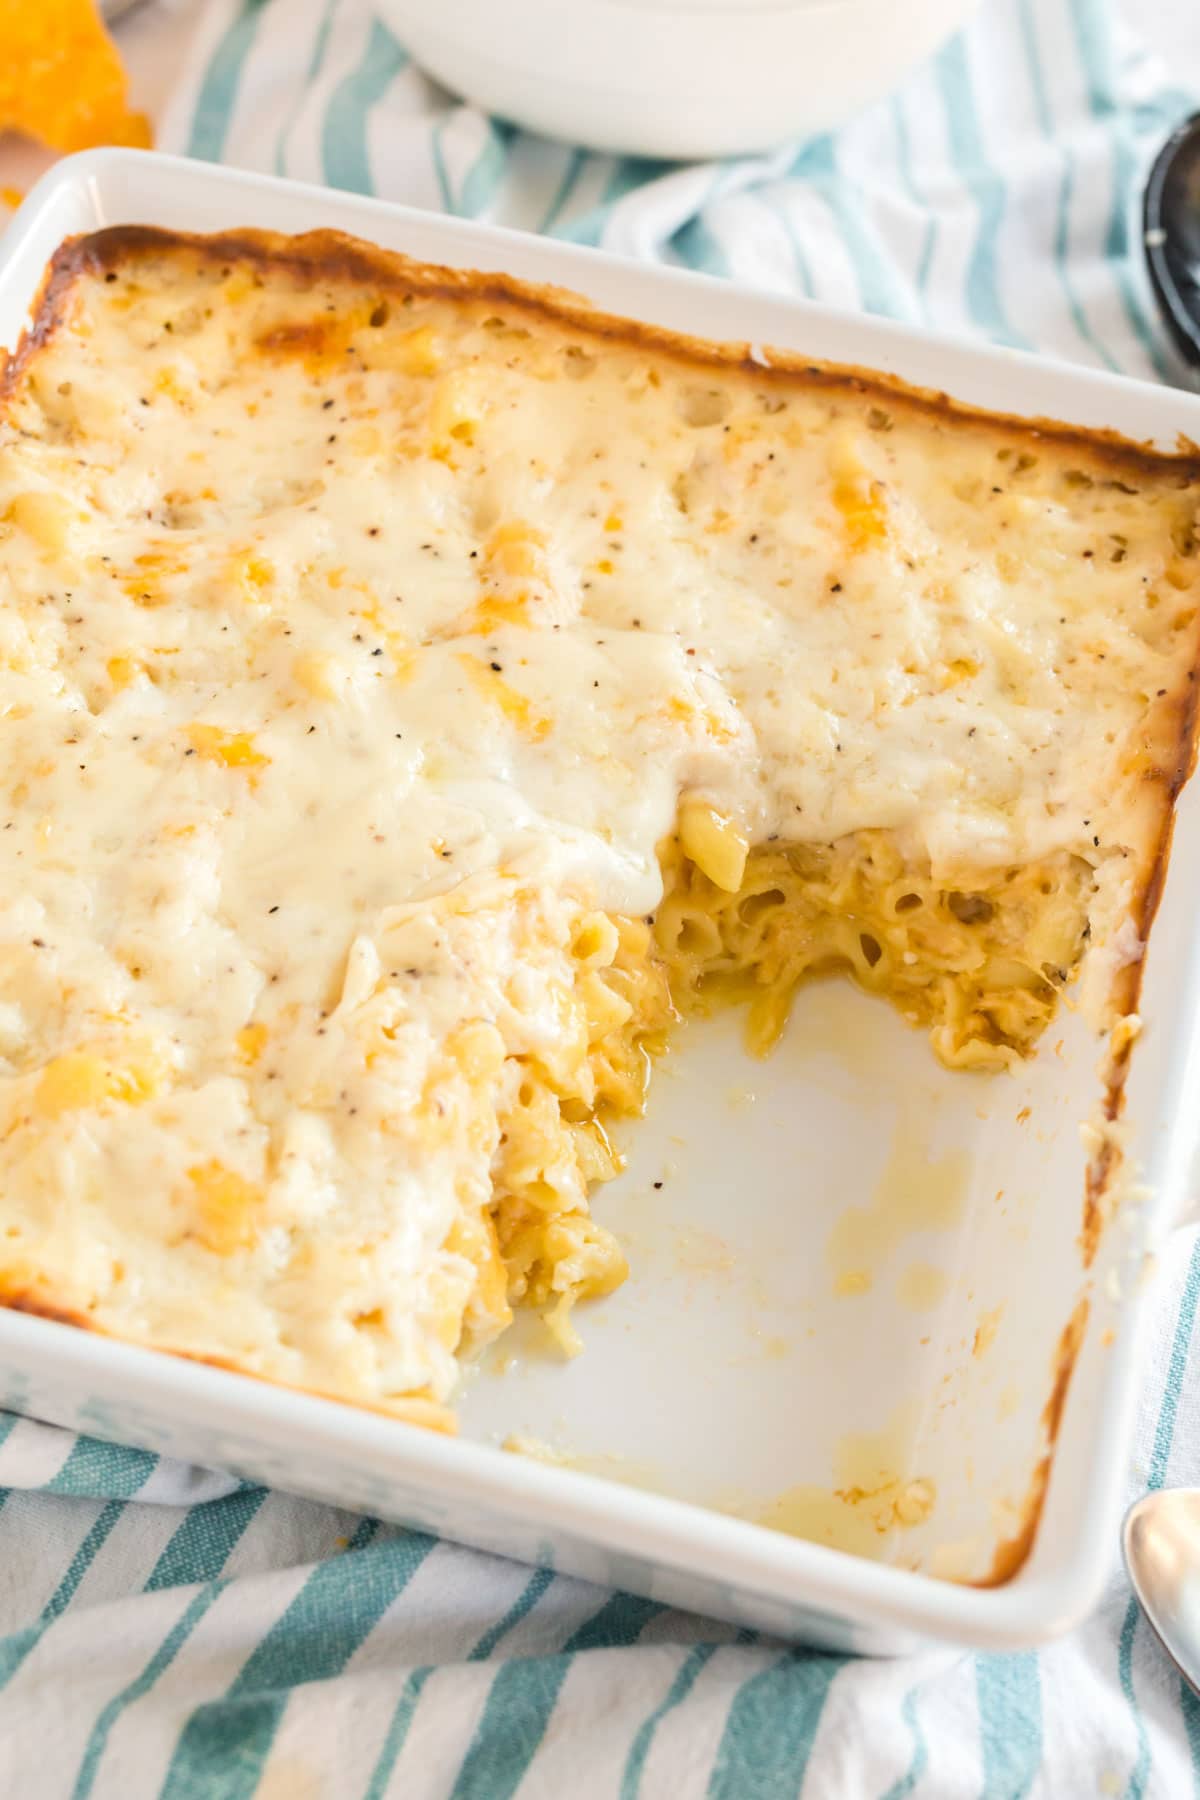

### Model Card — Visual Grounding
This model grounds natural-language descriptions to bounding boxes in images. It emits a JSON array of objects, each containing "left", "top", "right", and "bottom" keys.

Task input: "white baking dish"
[{"left": 2, "top": 147, "right": 1200, "bottom": 1654}]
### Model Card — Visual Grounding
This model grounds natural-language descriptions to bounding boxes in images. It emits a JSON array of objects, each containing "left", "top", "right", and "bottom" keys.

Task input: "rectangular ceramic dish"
[{"left": 2, "top": 147, "right": 1199, "bottom": 1654}]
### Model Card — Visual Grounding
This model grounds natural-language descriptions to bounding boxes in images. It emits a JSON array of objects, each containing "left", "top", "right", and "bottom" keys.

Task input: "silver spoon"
[
  {"left": 1122, "top": 1490, "right": 1200, "bottom": 1695},
  {"left": 1144, "top": 110, "right": 1200, "bottom": 369}
]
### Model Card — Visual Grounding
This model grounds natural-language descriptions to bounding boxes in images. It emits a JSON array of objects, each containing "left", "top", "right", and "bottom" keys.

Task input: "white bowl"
[{"left": 378, "top": 0, "right": 980, "bottom": 159}]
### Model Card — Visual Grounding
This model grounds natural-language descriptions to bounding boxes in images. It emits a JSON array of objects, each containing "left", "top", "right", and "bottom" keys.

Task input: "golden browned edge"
[
  {"left": 1082, "top": 658, "right": 1200, "bottom": 1261},
  {"left": 14, "top": 223, "right": 1200, "bottom": 476},
  {"left": 0, "top": 1283, "right": 457, "bottom": 1433},
  {"left": 971, "top": 1296, "right": 1090, "bottom": 1588},
  {"left": 2, "top": 222, "right": 1197, "bottom": 1585}
]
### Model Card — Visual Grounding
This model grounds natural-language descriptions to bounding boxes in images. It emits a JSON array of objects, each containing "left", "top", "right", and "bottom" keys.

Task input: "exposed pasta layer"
[
  {"left": 657, "top": 827, "right": 1096, "bottom": 1071},
  {"left": 0, "top": 225, "right": 1195, "bottom": 1421}
]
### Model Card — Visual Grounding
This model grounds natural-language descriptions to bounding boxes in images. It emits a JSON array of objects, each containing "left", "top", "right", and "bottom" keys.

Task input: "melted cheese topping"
[{"left": 0, "top": 231, "right": 1196, "bottom": 1415}]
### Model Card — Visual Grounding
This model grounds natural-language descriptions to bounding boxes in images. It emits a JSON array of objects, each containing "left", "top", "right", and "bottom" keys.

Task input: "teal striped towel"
[{"left": 3, "top": 1, "right": 1200, "bottom": 1794}]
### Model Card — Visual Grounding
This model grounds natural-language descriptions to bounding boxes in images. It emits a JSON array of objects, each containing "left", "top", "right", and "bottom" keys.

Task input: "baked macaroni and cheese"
[{"left": 0, "top": 226, "right": 1196, "bottom": 1427}]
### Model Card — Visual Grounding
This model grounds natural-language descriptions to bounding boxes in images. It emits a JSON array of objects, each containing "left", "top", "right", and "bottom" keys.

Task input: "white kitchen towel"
[{"left": 1, "top": 1, "right": 1199, "bottom": 1795}]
